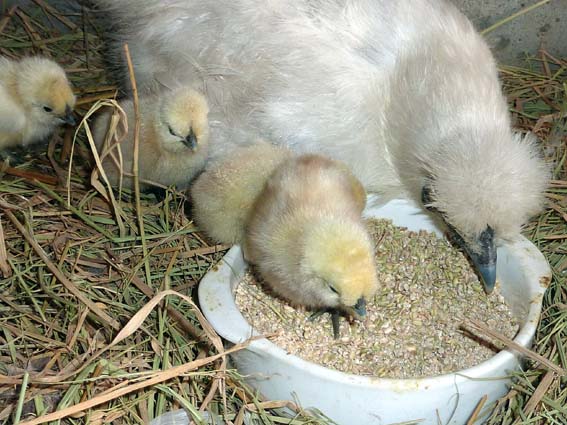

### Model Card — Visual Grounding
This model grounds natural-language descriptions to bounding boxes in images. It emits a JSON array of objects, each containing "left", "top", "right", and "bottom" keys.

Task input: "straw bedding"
[{"left": 0, "top": 2, "right": 565, "bottom": 424}]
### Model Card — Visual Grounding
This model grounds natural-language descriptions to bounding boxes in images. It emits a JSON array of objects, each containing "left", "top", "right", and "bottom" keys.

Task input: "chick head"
[
  {"left": 301, "top": 217, "right": 378, "bottom": 315},
  {"left": 157, "top": 87, "right": 209, "bottom": 153},
  {"left": 422, "top": 131, "right": 548, "bottom": 292},
  {"left": 18, "top": 57, "right": 76, "bottom": 129}
]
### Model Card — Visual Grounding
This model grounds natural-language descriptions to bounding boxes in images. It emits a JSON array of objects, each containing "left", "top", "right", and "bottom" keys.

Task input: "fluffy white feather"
[{"left": 95, "top": 0, "right": 549, "bottom": 245}]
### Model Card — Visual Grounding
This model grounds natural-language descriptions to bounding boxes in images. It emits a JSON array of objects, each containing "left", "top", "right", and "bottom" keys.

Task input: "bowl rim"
[{"left": 198, "top": 206, "right": 551, "bottom": 389}]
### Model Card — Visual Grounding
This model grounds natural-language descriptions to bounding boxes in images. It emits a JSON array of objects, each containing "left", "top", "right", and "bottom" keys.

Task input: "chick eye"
[
  {"left": 43, "top": 106, "right": 53, "bottom": 113},
  {"left": 328, "top": 285, "right": 339, "bottom": 295},
  {"left": 168, "top": 125, "right": 176, "bottom": 136}
]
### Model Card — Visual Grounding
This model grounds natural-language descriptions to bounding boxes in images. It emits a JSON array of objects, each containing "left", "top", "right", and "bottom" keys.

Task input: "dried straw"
[{"left": 0, "top": 2, "right": 565, "bottom": 424}]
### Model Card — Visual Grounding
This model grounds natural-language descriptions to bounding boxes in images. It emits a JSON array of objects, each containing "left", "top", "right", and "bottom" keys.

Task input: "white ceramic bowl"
[{"left": 198, "top": 199, "right": 550, "bottom": 425}]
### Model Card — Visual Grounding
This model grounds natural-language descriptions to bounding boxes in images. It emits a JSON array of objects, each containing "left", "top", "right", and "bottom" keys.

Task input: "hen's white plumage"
[{"left": 96, "top": 0, "right": 548, "bottom": 289}]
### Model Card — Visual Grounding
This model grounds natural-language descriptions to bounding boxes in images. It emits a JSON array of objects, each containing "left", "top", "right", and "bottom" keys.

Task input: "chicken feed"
[{"left": 235, "top": 218, "right": 519, "bottom": 378}]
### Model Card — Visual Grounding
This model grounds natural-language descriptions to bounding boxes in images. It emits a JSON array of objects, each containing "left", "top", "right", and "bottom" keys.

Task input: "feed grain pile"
[{"left": 235, "top": 219, "right": 518, "bottom": 378}]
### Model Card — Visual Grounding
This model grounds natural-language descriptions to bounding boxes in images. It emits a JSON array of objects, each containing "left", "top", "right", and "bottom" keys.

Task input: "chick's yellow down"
[
  {"left": 0, "top": 56, "right": 75, "bottom": 149},
  {"left": 190, "top": 142, "right": 293, "bottom": 245},
  {"left": 244, "top": 154, "right": 377, "bottom": 322},
  {"left": 93, "top": 86, "right": 209, "bottom": 190}
]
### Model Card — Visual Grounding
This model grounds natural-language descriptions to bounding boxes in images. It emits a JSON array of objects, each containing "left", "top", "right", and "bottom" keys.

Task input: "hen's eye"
[
  {"left": 43, "top": 106, "right": 53, "bottom": 113},
  {"left": 168, "top": 125, "right": 176, "bottom": 136}
]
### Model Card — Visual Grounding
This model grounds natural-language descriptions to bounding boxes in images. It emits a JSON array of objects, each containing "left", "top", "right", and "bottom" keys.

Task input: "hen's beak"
[
  {"left": 449, "top": 226, "right": 497, "bottom": 294},
  {"left": 421, "top": 185, "right": 497, "bottom": 293},
  {"left": 183, "top": 128, "right": 198, "bottom": 151}
]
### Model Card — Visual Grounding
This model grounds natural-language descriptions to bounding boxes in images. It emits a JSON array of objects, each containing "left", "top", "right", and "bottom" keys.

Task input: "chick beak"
[
  {"left": 449, "top": 225, "right": 497, "bottom": 294},
  {"left": 353, "top": 297, "right": 367, "bottom": 318},
  {"left": 183, "top": 128, "right": 198, "bottom": 151},
  {"left": 62, "top": 106, "right": 75, "bottom": 126}
]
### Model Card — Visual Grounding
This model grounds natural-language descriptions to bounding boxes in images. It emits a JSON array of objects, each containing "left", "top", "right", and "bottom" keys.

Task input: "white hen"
[{"left": 96, "top": 0, "right": 549, "bottom": 291}]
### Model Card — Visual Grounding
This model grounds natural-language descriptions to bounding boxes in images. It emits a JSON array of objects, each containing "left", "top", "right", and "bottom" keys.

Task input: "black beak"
[
  {"left": 421, "top": 186, "right": 497, "bottom": 293},
  {"left": 183, "top": 128, "right": 198, "bottom": 151},
  {"left": 61, "top": 105, "right": 75, "bottom": 126},
  {"left": 353, "top": 297, "right": 367, "bottom": 317},
  {"left": 449, "top": 225, "right": 497, "bottom": 294}
]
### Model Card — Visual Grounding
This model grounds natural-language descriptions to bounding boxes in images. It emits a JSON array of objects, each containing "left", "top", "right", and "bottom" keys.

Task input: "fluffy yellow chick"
[
  {"left": 244, "top": 154, "right": 377, "bottom": 337},
  {"left": 92, "top": 86, "right": 209, "bottom": 190},
  {"left": 0, "top": 56, "right": 76, "bottom": 150},
  {"left": 190, "top": 142, "right": 293, "bottom": 245}
]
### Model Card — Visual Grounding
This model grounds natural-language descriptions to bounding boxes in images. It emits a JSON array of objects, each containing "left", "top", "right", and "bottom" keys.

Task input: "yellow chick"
[
  {"left": 0, "top": 56, "right": 76, "bottom": 150},
  {"left": 92, "top": 86, "right": 209, "bottom": 191},
  {"left": 190, "top": 142, "right": 293, "bottom": 245},
  {"left": 244, "top": 154, "right": 378, "bottom": 337}
]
